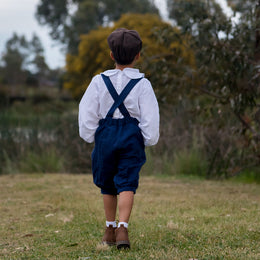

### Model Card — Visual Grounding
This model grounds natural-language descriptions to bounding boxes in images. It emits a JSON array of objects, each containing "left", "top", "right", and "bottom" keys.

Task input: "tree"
[
  {"left": 227, "top": 0, "right": 255, "bottom": 12},
  {"left": 35, "top": 0, "right": 159, "bottom": 53},
  {"left": 165, "top": 0, "right": 260, "bottom": 176},
  {"left": 167, "top": 0, "right": 259, "bottom": 120},
  {"left": 1, "top": 33, "right": 29, "bottom": 86},
  {"left": 0, "top": 33, "right": 49, "bottom": 87},
  {"left": 30, "top": 34, "right": 49, "bottom": 80},
  {"left": 64, "top": 13, "right": 195, "bottom": 99},
  {"left": 167, "top": 0, "right": 228, "bottom": 42}
]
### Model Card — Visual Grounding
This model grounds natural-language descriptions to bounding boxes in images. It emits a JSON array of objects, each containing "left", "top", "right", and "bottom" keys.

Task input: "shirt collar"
[{"left": 103, "top": 68, "right": 144, "bottom": 79}]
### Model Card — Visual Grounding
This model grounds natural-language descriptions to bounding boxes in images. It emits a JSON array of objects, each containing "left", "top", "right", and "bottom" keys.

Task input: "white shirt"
[{"left": 78, "top": 68, "right": 160, "bottom": 146}]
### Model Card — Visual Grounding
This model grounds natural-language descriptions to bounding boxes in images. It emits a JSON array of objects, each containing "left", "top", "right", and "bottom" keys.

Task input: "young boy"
[{"left": 78, "top": 28, "right": 159, "bottom": 249}]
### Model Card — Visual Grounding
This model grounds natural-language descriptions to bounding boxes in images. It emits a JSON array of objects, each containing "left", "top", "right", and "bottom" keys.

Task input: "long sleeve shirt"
[{"left": 78, "top": 68, "right": 160, "bottom": 146}]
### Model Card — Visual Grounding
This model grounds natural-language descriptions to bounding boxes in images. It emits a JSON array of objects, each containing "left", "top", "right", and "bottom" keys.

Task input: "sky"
[
  {"left": 0, "top": 0, "right": 237, "bottom": 69},
  {"left": 0, "top": 0, "right": 65, "bottom": 69}
]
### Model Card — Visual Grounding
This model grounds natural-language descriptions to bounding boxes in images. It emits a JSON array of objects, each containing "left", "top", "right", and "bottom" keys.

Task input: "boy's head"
[{"left": 107, "top": 28, "right": 142, "bottom": 65}]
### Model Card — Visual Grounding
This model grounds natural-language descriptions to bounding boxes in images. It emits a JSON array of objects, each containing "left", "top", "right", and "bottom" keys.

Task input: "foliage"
[
  {"left": 1, "top": 99, "right": 260, "bottom": 181},
  {"left": 65, "top": 26, "right": 113, "bottom": 98},
  {"left": 0, "top": 101, "right": 91, "bottom": 175},
  {"left": 227, "top": 0, "right": 255, "bottom": 12},
  {"left": 0, "top": 33, "right": 28, "bottom": 85},
  {"left": 3, "top": 148, "right": 65, "bottom": 174},
  {"left": 166, "top": 0, "right": 259, "bottom": 113},
  {"left": 0, "top": 33, "right": 50, "bottom": 87},
  {"left": 19, "top": 148, "right": 65, "bottom": 173},
  {"left": 0, "top": 87, "right": 9, "bottom": 108},
  {"left": 167, "top": 0, "right": 227, "bottom": 36},
  {"left": 162, "top": 0, "right": 260, "bottom": 175},
  {"left": 64, "top": 13, "right": 195, "bottom": 100},
  {"left": 36, "top": 0, "right": 159, "bottom": 53},
  {"left": 173, "top": 149, "right": 208, "bottom": 177}
]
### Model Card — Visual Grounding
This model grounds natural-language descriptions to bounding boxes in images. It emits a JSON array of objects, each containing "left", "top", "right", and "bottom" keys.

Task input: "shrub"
[
  {"left": 18, "top": 148, "right": 65, "bottom": 173},
  {"left": 173, "top": 148, "right": 208, "bottom": 177}
]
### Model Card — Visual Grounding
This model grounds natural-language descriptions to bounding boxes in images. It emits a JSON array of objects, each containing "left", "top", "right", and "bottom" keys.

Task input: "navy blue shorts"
[{"left": 91, "top": 117, "right": 146, "bottom": 195}]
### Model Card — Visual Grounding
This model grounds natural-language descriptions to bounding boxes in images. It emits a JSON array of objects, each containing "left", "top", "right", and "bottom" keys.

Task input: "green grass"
[
  {"left": 18, "top": 149, "right": 65, "bottom": 174},
  {"left": 173, "top": 148, "right": 208, "bottom": 177},
  {"left": 0, "top": 174, "right": 259, "bottom": 259}
]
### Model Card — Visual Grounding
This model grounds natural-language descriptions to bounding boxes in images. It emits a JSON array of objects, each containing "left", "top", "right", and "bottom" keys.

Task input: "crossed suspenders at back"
[{"left": 101, "top": 74, "right": 142, "bottom": 119}]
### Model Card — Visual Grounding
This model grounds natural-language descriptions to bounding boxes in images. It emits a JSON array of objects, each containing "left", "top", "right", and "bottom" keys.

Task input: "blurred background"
[{"left": 0, "top": 0, "right": 259, "bottom": 182}]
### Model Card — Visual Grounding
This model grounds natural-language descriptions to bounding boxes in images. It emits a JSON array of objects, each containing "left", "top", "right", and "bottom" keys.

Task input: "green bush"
[
  {"left": 142, "top": 148, "right": 175, "bottom": 176},
  {"left": 19, "top": 148, "right": 65, "bottom": 173},
  {"left": 232, "top": 168, "right": 260, "bottom": 184},
  {"left": 1, "top": 148, "right": 65, "bottom": 174},
  {"left": 142, "top": 145, "right": 208, "bottom": 178},
  {"left": 173, "top": 148, "right": 208, "bottom": 177}
]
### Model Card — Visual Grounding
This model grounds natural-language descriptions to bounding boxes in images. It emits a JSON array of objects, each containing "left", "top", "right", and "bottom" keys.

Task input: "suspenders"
[{"left": 101, "top": 74, "right": 142, "bottom": 119}]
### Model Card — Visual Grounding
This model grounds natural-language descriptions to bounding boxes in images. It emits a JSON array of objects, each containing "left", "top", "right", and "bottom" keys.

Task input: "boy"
[{"left": 78, "top": 28, "right": 159, "bottom": 249}]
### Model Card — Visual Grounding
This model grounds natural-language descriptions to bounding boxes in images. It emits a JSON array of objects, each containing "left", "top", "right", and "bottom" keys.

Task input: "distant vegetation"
[{"left": 0, "top": 0, "right": 259, "bottom": 181}]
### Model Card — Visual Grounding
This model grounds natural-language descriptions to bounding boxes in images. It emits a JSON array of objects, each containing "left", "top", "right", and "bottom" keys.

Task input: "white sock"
[
  {"left": 118, "top": 222, "right": 128, "bottom": 228},
  {"left": 106, "top": 221, "right": 117, "bottom": 228}
]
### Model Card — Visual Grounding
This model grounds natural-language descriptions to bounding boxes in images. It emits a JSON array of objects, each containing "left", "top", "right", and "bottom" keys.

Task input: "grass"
[
  {"left": 0, "top": 174, "right": 259, "bottom": 260},
  {"left": 18, "top": 149, "right": 65, "bottom": 174}
]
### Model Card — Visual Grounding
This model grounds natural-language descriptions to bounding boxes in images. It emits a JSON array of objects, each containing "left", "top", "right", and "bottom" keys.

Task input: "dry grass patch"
[{"left": 0, "top": 174, "right": 259, "bottom": 259}]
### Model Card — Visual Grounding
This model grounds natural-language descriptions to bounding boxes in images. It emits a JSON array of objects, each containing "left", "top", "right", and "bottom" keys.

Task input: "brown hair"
[{"left": 107, "top": 28, "right": 142, "bottom": 65}]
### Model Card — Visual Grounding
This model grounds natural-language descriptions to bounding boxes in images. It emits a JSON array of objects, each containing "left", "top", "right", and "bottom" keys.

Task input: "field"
[{"left": 0, "top": 174, "right": 259, "bottom": 259}]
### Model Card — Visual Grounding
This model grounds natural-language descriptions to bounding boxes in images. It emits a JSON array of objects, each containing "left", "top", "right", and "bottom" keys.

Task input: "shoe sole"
[{"left": 116, "top": 241, "right": 130, "bottom": 249}]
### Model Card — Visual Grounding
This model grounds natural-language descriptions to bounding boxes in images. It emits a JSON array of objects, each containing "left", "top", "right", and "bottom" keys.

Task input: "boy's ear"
[
  {"left": 135, "top": 52, "right": 141, "bottom": 61},
  {"left": 110, "top": 51, "right": 115, "bottom": 61}
]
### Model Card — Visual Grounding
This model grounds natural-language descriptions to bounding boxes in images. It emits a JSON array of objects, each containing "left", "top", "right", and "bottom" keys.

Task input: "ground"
[{"left": 0, "top": 174, "right": 259, "bottom": 259}]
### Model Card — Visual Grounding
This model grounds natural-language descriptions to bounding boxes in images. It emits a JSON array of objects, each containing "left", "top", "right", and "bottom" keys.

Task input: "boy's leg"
[
  {"left": 116, "top": 191, "right": 134, "bottom": 249},
  {"left": 102, "top": 194, "right": 117, "bottom": 245},
  {"left": 118, "top": 191, "right": 134, "bottom": 223},
  {"left": 103, "top": 191, "right": 134, "bottom": 223},
  {"left": 103, "top": 194, "right": 117, "bottom": 221}
]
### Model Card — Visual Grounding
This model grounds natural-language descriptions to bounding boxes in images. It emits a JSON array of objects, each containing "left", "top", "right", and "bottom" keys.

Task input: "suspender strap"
[
  {"left": 101, "top": 74, "right": 129, "bottom": 117},
  {"left": 101, "top": 74, "right": 142, "bottom": 118}
]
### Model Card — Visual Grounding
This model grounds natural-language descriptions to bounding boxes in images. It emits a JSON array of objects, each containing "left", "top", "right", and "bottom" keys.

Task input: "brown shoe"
[
  {"left": 115, "top": 225, "right": 130, "bottom": 249},
  {"left": 102, "top": 225, "right": 116, "bottom": 246}
]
